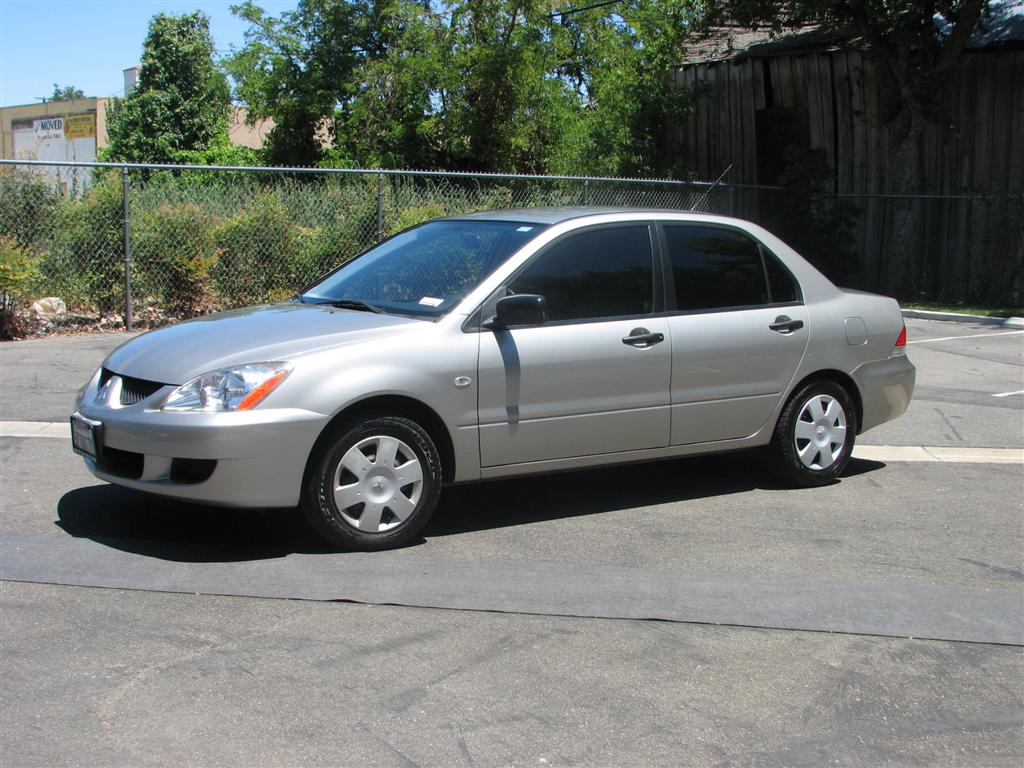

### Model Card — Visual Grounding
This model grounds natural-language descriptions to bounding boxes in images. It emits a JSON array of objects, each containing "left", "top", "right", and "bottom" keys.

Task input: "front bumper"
[
  {"left": 852, "top": 354, "right": 916, "bottom": 433},
  {"left": 75, "top": 397, "right": 328, "bottom": 508}
]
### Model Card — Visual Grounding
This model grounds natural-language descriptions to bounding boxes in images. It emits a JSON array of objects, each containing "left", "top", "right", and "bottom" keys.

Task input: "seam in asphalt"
[{"left": 2, "top": 577, "right": 1019, "bottom": 648}]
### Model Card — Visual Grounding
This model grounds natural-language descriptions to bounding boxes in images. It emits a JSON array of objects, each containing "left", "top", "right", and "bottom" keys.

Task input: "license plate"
[{"left": 70, "top": 413, "right": 102, "bottom": 461}]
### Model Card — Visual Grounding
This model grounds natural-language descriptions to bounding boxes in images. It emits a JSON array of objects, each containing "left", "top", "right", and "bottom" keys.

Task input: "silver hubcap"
[
  {"left": 794, "top": 394, "right": 848, "bottom": 470},
  {"left": 333, "top": 435, "right": 423, "bottom": 533}
]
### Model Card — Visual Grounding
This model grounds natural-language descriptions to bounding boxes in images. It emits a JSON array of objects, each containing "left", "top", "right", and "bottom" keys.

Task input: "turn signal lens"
[{"left": 237, "top": 369, "right": 290, "bottom": 410}]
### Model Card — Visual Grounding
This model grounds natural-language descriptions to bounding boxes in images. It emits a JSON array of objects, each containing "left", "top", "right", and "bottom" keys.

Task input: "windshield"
[{"left": 301, "top": 219, "right": 548, "bottom": 317}]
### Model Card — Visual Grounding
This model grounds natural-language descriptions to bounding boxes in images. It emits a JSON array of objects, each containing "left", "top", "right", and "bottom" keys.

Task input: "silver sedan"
[{"left": 72, "top": 209, "right": 915, "bottom": 550}]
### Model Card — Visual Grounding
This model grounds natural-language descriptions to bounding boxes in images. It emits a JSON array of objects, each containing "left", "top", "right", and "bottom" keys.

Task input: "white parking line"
[
  {"left": 0, "top": 421, "right": 70, "bottom": 438},
  {"left": 852, "top": 445, "right": 1024, "bottom": 464},
  {"left": 993, "top": 390, "right": 1024, "bottom": 398},
  {"left": 3, "top": 421, "right": 1022, "bottom": 465},
  {"left": 907, "top": 330, "right": 1024, "bottom": 344}
]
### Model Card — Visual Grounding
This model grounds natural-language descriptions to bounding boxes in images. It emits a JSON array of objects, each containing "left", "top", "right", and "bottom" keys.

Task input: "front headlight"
[{"left": 160, "top": 362, "right": 292, "bottom": 412}]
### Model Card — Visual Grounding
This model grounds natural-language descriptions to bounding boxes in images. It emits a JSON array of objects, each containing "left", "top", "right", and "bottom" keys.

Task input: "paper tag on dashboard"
[{"left": 419, "top": 296, "right": 444, "bottom": 307}]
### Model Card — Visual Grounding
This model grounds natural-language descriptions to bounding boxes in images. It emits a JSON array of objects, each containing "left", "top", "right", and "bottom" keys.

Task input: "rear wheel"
[
  {"left": 768, "top": 381, "right": 857, "bottom": 487},
  {"left": 302, "top": 416, "right": 442, "bottom": 550}
]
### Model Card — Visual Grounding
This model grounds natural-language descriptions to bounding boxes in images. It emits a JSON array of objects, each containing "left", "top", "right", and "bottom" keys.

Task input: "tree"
[
  {"left": 561, "top": 0, "right": 696, "bottom": 176},
  {"left": 228, "top": 0, "right": 386, "bottom": 167},
  {"left": 50, "top": 84, "right": 85, "bottom": 101},
  {"left": 227, "top": 0, "right": 701, "bottom": 175},
  {"left": 429, "top": 0, "right": 587, "bottom": 173},
  {"left": 104, "top": 12, "right": 231, "bottom": 163}
]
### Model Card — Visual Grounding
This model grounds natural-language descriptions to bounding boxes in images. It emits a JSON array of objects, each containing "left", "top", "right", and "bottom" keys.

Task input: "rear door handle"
[
  {"left": 622, "top": 328, "right": 665, "bottom": 347},
  {"left": 769, "top": 315, "right": 804, "bottom": 334}
]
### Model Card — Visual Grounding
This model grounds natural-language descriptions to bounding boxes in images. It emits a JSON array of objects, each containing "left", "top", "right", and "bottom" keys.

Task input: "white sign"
[{"left": 33, "top": 117, "right": 65, "bottom": 141}]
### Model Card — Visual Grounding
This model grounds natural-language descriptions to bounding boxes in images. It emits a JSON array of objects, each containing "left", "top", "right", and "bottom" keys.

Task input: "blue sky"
[{"left": 0, "top": 0, "right": 298, "bottom": 106}]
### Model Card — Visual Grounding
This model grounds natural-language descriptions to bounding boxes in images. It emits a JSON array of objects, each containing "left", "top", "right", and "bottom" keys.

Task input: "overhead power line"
[{"left": 549, "top": 0, "right": 622, "bottom": 19}]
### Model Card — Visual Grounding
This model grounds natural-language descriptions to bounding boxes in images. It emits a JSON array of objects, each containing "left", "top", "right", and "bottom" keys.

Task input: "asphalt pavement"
[{"left": 1, "top": 318, "right": 1022, "bottom": 766}]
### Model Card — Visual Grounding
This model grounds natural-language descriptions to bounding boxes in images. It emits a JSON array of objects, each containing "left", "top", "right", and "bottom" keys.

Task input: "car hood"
[{"left": 104, "top": 303, "right": 424, "bottom": 385}]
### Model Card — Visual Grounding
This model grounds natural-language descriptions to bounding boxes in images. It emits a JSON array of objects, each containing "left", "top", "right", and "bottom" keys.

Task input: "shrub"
[
  {"left": 300, "top": 216, "right": 374, "bottom": 286},
  {"left": 0, "top": 236, "right": 40, "bottom": 339},
  {"left": 0, "top": 169, "right": 60, "bottom": 249},
  {"left": 386, "top": 202, "right": 446, "bottom": 236},
  {"left": 133, "top": 203, "right": 217, "bottom": 317},
  {"left": 44, "top": 172, "right": 125, "bottom": 313},
  {"left": 212, "top": 192, "right": 305, "bottom": 306},
  {"left": 296, "top": 177, "right": 381, "bottom": 285}
]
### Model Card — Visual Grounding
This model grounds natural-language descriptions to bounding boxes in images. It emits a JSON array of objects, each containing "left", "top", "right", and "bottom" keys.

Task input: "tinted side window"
[
  {"left": 762, "top": 248, "right": 801, "bottom": 303},
  {"left": 508, "top": 225, "right": 654, "bottom": 322},
  {"left": 664, "top": 225, "right": 767, "bottom": 311}
]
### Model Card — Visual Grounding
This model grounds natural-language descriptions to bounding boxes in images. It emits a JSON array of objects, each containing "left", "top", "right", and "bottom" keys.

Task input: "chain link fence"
[{"left": 0, "top": 159, "right": 1020, "bottom": 337}]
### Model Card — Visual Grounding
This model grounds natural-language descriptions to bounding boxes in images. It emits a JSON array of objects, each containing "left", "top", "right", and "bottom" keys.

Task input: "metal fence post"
[
  {"left": 122, "top": 165, "right": 133, "bottom": 332},
  {"left": 376, "top": 172, "right": 385, "bottom": 242},
  {"left": 583, "top": 177, "right": 590, "bottom": 206}
]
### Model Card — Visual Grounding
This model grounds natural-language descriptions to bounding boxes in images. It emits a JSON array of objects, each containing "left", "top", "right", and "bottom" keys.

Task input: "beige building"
[
  {"left": 1, "top": 99, "right": 273, "bottom": 160},
  {"left": 228, "top": 107, "right": 274, "bottom": 150},
  {"left": 1, "top": 67, "right": 274, "bottom": 189},
  {"left": 0, "top": 97, "right": 109, "bottom": 191}
]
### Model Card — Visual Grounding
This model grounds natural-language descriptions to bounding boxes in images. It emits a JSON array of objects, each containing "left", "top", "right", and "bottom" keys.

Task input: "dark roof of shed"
[
  {"left": 681, "top": 24, "right": 852, "bottom": 63},
  {"left": 682, "top": 0, "right": 1024, "bottom": 64}
]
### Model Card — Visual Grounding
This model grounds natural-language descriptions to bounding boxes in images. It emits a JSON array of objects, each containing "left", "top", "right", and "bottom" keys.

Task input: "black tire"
[
  {"left": 302, "top": 415, "right": 442, "bottom": 551},
  {"left": 767, "top": 380, "right": 857, "bottom": 487}
]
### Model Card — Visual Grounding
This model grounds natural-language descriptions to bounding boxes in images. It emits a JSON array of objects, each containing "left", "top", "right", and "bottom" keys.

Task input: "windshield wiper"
[{"left": 321, "top": 298, "right": 385, "bottom": 314}]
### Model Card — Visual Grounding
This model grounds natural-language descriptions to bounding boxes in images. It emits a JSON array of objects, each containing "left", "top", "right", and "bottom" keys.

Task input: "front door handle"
[
  {"left": 769, "top": 315, "right": 804, "bottom": 334},
  {"left": 622, "top": 328, "right": 665, "bottom": 347}
]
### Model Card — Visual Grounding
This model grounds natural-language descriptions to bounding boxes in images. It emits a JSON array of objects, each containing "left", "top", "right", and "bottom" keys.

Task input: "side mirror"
[{"left": 483, "top": 294, "right": 547, "bottom": 329}]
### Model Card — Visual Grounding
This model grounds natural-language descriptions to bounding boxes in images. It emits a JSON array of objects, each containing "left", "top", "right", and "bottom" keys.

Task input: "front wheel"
[
  {"left": 767, "top": 381, "right": 857, "bottom": 487},
  {"left": 302, "top": 416, "right": 442, "bottom": 551}
]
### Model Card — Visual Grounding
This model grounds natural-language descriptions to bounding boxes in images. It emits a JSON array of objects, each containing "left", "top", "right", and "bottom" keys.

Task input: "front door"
[{"left": 476, "top": 223, "right": 672, "bottom": 467}]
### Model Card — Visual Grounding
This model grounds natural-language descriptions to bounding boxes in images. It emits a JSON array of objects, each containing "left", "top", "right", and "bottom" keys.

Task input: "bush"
[
  {"left": 44, "top": 172, "right": 125, "bottom": 313},
  {"left": 296, "top": 177, "right": 381, "bottom": 285},
  {"left": 386, "top": 202, "right": 446, "bottom": 236},
  {"left": 0, "top": 169, "right": 60, "bottom": 249},
  {"left": 0, "top": 236, "right": 40, "bottom": 339},
  {"left": 133, "top": 203, "right": 217, "bottom": 317},
  {"left": 212, "top": 192, "right": 306, "bottom": 306}
]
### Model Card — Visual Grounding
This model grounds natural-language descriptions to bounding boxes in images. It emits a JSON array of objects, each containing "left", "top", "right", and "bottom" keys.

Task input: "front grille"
[
  {"left": 100, "top": 368, "right": 166, "bottom": 405},
  {"left": 120, "top": 374, "right": 165, "bottom": 405}
]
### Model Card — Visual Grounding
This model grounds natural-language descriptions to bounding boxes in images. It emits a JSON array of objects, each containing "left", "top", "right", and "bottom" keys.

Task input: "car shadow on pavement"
[
  {"left": 55, "top": 453, "right": 886, "bottom": 563},
  {"left": 425, "top": 453, "right": 886, "bottom": 538},
  {"left": 56, "top": 485, "right": 332, "bottom": 563}
]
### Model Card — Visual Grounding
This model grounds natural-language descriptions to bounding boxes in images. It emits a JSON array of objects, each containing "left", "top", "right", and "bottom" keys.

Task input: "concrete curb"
[{"left": 902, "top": 309, "right": 1024, "bottom": 328}]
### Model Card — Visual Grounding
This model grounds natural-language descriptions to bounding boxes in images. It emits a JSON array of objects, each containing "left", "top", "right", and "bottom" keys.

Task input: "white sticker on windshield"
[
  {"left": 419, "top": 296, "right": 444, "bottom": 307},
  {"left": 516, "top": 226, "right": 534, "bottom": 232}
]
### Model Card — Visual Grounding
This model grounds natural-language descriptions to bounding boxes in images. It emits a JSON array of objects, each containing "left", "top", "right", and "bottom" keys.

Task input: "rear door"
[
  {"left": 660, "top": 223, "right": 810, "bottom": 445},
  {"left": 476, "top": 223, "right": 672, "bottom": 467}
]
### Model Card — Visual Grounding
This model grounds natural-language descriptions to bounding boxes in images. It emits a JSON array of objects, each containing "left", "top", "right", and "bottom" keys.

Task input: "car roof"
[{"left": 449, "top": 207, "right": 725, "bottom": 225}]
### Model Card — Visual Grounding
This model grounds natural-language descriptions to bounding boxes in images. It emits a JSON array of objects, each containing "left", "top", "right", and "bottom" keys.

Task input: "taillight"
[{"left": 895, "top": 324, "right": 907, "bottom": 347}]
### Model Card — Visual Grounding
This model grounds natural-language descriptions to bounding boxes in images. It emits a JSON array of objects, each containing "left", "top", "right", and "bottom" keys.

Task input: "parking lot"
[{"left": 1, "top": 317, "right": 1022, "bottom": 766}]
